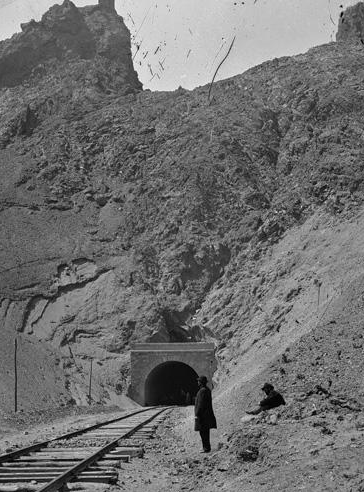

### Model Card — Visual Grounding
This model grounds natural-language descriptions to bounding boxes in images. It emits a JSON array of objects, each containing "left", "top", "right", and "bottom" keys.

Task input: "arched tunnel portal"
[
  {"left": 145, "top": 361, "right": 198, "bottom": 406},
  {"left": 129, "top": 343, "right": 217, "bottom": 406}
]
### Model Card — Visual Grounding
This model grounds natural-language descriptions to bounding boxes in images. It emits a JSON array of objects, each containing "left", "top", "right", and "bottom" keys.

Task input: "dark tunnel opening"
[{"left": 144, "top": 361, "right": 199, "bottom": 406}]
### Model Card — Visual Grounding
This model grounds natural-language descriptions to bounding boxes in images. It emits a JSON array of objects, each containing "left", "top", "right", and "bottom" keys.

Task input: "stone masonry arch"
[{"left": 129, "top": 343, "right": 217, "bottom": 406}]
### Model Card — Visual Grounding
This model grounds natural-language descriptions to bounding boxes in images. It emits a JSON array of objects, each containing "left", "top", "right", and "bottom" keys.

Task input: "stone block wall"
[{"left": 129, "top": 343, "right": 217, "bottom": 405}]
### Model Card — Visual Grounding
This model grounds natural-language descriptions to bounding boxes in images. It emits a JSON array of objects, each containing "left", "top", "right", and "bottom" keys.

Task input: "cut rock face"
[{"left": 336, "top": 2, "right": 364, "bottom": 43}]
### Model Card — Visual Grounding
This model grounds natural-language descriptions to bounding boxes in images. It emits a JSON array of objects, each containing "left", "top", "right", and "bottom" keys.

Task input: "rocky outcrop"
[
  {"left": 99, "top": 0, "right": 116, "bottom": 13},
  {"left": 0, "top": 0, "right": 140, "bottom": 90},
  {"left": 336, "top": 2, "right": 364, "bottom": 43}
]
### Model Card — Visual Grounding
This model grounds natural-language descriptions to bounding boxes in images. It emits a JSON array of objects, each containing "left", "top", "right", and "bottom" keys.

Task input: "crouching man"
[
  {"left": 194, "top": 376, "right": 217, "bottom": 453},
  {"left": 246, "top": 383, "right": 285, "bottom": 415}
]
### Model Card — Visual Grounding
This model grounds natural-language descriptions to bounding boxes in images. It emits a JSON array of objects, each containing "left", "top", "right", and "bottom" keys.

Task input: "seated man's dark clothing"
[
  {"left": 246, "top": 383, "right": 286, "bottom": 415},
  {"left": 260, "top": 389, "right": 285, "bottom": 411}
]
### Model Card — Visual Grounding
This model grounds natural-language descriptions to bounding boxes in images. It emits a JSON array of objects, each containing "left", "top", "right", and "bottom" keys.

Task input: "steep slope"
[
  {"left": 1, "top": 0, "right": 364, "bottom": 416},
  {"left": 0, "top": 0, "right": 142, "bottom": 410}
]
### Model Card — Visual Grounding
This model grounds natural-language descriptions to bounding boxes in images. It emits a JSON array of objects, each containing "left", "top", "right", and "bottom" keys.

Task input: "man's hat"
[
  {"left": 197, "top": 375, "right": 208, "bottom": 384},
  {"left": 262, "top": 382, "right": 274, "bottom": 391}
]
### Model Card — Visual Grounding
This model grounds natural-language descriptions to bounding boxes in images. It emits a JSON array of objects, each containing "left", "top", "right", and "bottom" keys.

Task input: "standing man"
[{"left": 194, "top": 375, "right": 217, "bottom": 453}]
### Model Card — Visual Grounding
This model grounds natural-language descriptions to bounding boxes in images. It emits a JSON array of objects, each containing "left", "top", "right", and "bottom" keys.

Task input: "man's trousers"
[{"left": 199, "top": 428, "right": 211, "bottom": 452}]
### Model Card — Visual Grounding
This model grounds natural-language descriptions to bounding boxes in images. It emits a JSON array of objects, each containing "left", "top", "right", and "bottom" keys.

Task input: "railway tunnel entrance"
[
  {"left": 129, "top": 343, "right": 217, "bottom": 406},
  {"left": 144, "top": 361, "right": 198, "bottom": 406}
]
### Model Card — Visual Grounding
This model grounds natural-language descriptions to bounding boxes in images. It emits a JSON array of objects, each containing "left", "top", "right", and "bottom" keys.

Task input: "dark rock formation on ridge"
[
  {"left": 0, "top": 0, "right": 140, "bottom": 90},
  {"left": 336, "top": 1, "right": 364, "bottom": 43}
]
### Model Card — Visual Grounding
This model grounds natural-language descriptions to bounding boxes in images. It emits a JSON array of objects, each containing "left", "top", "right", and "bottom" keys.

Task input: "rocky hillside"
[{"left": 1, "top": 0, "right": 364, "bottom": 417}]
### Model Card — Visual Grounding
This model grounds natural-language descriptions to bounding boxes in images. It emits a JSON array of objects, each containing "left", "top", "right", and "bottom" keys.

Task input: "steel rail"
[
  {"left": 0, "top": 406, "right": 159, "bottom": 464},
  {"left": 37, "top": 407, "right": 169, "bottom": 492}
]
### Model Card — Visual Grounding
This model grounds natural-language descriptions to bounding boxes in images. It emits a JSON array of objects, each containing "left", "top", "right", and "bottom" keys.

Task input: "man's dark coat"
[
  {"left": 260, "top": 390, "right": 285, "bottom": 411},
  {"left": 194, "top": 386, "right": 217, "bottom": 431}
]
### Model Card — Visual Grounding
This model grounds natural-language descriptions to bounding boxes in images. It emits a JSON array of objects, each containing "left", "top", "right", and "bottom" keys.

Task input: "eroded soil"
[{"left": 113, "top": 407, "right": 364, "bottom": 492}]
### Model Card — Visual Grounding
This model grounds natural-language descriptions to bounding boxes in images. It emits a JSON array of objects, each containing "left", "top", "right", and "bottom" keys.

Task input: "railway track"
[{"left": 0, "top": 407, "right": 170, "bottom": 491}]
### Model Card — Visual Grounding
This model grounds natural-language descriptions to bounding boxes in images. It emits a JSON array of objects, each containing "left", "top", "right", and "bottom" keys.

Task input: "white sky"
[{"left": 0, "top": 0, "right": 359, "bottom": 91}]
